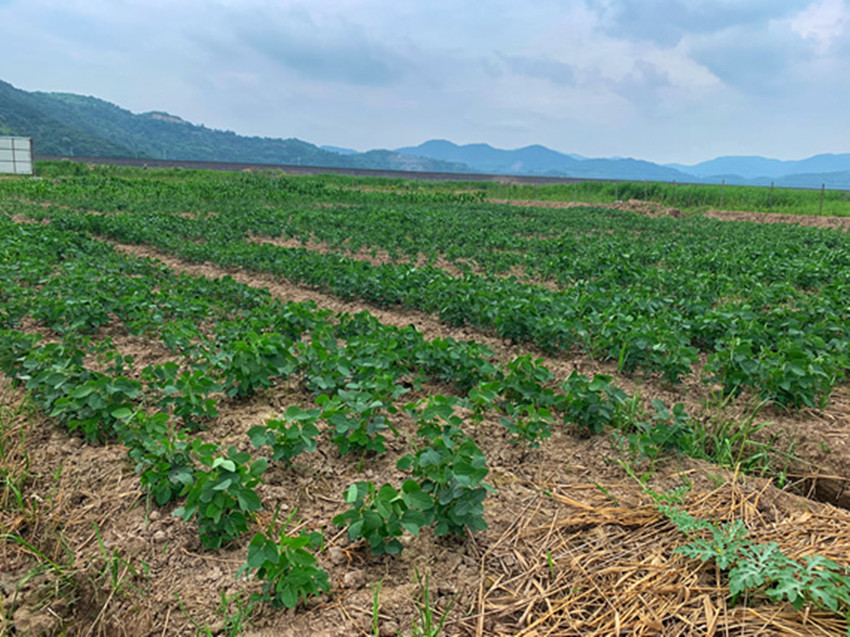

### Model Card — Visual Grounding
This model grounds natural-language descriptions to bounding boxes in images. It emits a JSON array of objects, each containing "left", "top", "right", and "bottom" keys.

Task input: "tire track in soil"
[{"left": 106, "top": 238, "right": 850, "bottom": 510}]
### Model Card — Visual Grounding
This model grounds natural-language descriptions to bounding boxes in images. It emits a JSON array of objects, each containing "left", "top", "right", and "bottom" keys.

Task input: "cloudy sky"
[{"left": 2, "top": 0, "right": 849, "bottom": 164}]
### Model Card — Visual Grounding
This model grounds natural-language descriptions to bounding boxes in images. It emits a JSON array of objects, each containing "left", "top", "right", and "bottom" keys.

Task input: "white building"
[{"left": 0, "top": 136, "right": 33, "bottom": 175}]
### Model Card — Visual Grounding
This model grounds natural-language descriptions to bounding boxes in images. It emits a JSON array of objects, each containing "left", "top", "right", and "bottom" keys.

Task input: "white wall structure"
[{"left": 0, "top": 136, "right": 34, "bottom": 175}]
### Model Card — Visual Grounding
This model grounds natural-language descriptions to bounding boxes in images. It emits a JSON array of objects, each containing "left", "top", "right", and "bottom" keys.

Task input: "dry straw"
[{"left": 456, "top": 475, "right": 850, "bottom": 636}]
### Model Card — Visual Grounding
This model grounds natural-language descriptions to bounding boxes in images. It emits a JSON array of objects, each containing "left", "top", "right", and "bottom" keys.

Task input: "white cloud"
[
  {"left": 0, "top": 0, "right": 848, "bottom": 163},
  {"left": 790, "top": 0, "right": 850, "bottom": 53}
]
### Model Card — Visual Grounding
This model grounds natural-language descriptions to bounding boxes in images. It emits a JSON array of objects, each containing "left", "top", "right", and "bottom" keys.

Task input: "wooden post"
[
  {"left": 819, "top": 183, "right": 825, "bottom": 216},
  {"left": 769, "top": 181, "right": 774, "bottom": 212},
  {"left": 720, "top": 179, "right": 725, "bottom": 209}
]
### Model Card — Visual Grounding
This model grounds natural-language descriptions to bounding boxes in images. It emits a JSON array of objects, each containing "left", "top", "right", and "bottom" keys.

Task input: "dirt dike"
[
  {"left": 488, "top": 197, "right": 683, "bottom": 218},
  {"left": 704, "top": 208, "right": 850, "bottom": 230}
]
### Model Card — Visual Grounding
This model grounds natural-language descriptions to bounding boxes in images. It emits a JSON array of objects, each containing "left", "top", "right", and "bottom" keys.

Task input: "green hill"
[
  {"left": 0, "top": 81, "right": 135, "bottom": 157},
  {"left": 0, "top": 80, "right": 471, "bottom": 172}
]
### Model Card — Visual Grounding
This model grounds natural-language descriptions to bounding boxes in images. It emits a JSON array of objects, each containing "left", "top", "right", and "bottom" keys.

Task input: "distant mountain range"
[
  {"left": 395, "top": 140, "right": 692, "bottom": 182},
  {"left": 667, "top": 155, "right": 850, "bottom": 180},
  {"left": 395, "top": 140, "right": 850, "bottom": 188},
  {"left": 0, "top": 80, "right": 468, "bottom": 173},
  {"left": 1, "top": 79, "right": 848, "bottom": 188}
]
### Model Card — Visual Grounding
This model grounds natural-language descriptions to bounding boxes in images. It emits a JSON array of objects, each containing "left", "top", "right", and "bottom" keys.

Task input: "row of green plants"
[
  {"left": 42, "top": 201, "right": 849, "bottom": 409},
  {"left": 480, "top": 179, "right": 850, "bottom": 216},
  {"left": 8, "top": 170, "right": 850, "bottom": 378},
  {"left": 3, "top": 210, "right": 846, "bottom": 630},
  {"left": 27, "top": 160, "right": 850, "bottom": 216},
  {"left": 0, "top": 318, "right": 702, "bottom": 585},
  {"left": 9, "top": 167, "right": 849, "bottom": 291},
  {"left": 11, "top": 164, "right": 850, "bottom": 409},
  {"left": 318, "top": 170, "right": 850, "bottom": 216}
]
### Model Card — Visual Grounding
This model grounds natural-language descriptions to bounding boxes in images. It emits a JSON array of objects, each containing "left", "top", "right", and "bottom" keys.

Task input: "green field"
[
  {"left": 2, "top": 163, "right": 850, "bottom": 635},
  {"left": 7, "top": 162, "right": 850, "bottom": 407}
]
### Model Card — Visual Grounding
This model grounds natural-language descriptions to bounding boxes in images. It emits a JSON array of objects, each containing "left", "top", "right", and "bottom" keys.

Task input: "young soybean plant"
[
  {"left": 173, "top": 442, "right": 268, "bottom": 550},
  {"left": 333, "top": 480, "right": 432, "bottom": 556},
  {"left": 238, "top": 512, "right": 329, "bottom": 610},
  {"left": 397, "top": 436, "right": 491, "bottom": 537},
  {"left": 399, "top": 395, "right": 493, "bottom": 537},
  {"left": 123, "top": 411, "right": 194, "bottom": 506},
  {"left": 142, "top": 361, "right": 222, "bottom": 431},
  {"left": 333, "top": 397, "right": 493, "bottom": 555},
  {"left": 248, "top": 405, "right": 322, "bottom": 466},
  {"left": 317, "top": 377, "right": 405, "bottom": 456}
]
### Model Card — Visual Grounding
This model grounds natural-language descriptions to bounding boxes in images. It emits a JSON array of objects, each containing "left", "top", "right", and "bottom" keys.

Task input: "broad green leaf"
[
  {"left": 279, "top": 584, "right": 298, "bottom": 609},
  {"left": 236, "top": 489, "right": 262, "bottom": 511},
  {"left": 111, "top": 407, "right": 134, "bottom": 421},
  {"left": 247, "top": 534, "right": 280, "bottom": 568},
  {"left": 211, "top": 458, "right": 236, "bottom": 471}
]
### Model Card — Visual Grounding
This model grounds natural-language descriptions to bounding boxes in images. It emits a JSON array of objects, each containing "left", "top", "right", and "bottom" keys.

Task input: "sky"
[{"left": 2, "top": 0, "right": 849, "bottom": 164}]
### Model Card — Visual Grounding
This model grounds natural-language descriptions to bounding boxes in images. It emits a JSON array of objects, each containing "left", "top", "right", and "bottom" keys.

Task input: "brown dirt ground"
[
  {"left": 4, "top": 213, "right": 850, "bottom": 635},
  {"left": 703, "top": 209, "right": 850, "bottom": 231},
  {"left": 245, "top": 232, "right": 470, "bottom": 279},
  {"left": 487, "top": 197, "right": 684, "bottom": 219}
]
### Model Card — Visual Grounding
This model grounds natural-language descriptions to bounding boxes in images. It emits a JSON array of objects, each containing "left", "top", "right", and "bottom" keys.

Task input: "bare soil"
[
  {"left": 704, "top": 209, "right": 850, "bottom": 231},
  {"left": 487, "top": 197, "right": 684, "bottom": 218},
  {"left": 489, "top": 195, "right": 850, "bottom": 231},
  {"left": 245, "top": 232, "right": 469, "bottom": 278}
]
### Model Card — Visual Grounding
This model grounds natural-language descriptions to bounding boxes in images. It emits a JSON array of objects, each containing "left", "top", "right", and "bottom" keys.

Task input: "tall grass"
[
  {"left": 481, "top": 180, "right": 850, "bottom": 216},
  {"left": 311, "top": 172, "right": 850, "bottom": 216},
  {"left": 291, "top": 172, "right": 850, "bottom": 216}
]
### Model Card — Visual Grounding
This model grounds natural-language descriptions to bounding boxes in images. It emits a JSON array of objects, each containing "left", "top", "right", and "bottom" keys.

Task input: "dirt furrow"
[
  {"left": 105, "top": 238, "right": 850, "bottom": 509},
  {"left": 245, "top": 232, "right": 470, "bottom": 278}
]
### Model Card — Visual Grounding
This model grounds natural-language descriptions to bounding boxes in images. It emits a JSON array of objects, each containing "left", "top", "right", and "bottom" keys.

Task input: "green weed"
[{"left": 410, "top": 568, "right": 456, "bottom": 637}]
